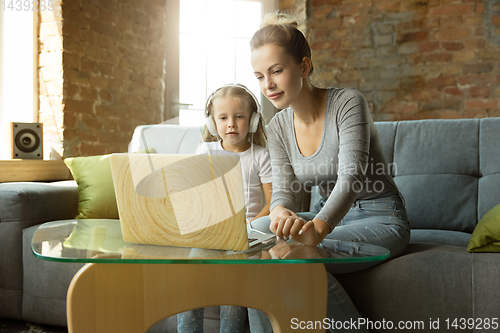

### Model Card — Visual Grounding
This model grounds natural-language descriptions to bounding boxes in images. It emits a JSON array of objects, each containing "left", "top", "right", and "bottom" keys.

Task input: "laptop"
[{"left": 109, "top": 153, "right": 275, "bottom": 251}]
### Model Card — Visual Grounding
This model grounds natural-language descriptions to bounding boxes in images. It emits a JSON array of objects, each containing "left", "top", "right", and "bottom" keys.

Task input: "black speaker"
[{"left": 11, "top": 122, "right": 43, "bottom": 159}]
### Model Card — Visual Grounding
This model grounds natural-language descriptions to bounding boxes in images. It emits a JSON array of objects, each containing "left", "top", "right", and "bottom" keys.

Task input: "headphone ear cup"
[
  {"left": 205, "top": 115, "right": 218, "bottom": 136},
  {"left": 249, "top": 112, "right": 261, "bottom": 134}
]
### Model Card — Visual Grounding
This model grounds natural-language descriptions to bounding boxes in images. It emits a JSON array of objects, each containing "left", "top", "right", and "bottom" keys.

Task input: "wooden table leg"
[{"left": 67, "top": 263, "right": 328, "bottom": 333}]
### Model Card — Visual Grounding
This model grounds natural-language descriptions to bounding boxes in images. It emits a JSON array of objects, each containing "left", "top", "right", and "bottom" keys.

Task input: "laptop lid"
[{"left": 110, "top": 153, "right": 253, "bottom": 251}]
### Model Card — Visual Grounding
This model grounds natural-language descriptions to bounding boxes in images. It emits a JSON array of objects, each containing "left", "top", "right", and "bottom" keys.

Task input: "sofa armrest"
[
  {"left": 0, "top": 180, "right": 79, "bottom": 320},
  {"left": 0, "top": 180, "right": 78, "bottom": 227}
]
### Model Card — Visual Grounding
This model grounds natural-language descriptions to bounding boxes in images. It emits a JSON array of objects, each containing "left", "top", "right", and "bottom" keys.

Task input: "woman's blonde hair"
[
  {"left": 202, "top": 84, "right": 267, "bottom": 148},
  {"left": 250, "top": 11, "right": 313, "bottom": 75}
]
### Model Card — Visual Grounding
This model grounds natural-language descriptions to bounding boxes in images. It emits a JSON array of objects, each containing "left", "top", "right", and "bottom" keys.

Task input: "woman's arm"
[
  {"left": 272, "top": 89, "right": 372, "bottom": 245},
  {"left": 267, "top": 116, "right": 298, "bottom": 213},
  {"left": 314, "top": 89, "right": 371, "bottom": 230},
  {"left": 269, "top": 204, "right": 296, "bottom": 222}
]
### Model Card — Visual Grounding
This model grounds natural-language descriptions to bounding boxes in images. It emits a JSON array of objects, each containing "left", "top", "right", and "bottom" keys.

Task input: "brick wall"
[
  {"left": 305, "top": 0, "right": 500, "bottom": 120},
  {"left": 281, "top": 0, "right": 307, "bottom": 22},
  {"left": 38, "top": 0, "right": 499, "bottom": 158},
  {"left": 39, "top": 0, "right": 167, "bottom": 157}
]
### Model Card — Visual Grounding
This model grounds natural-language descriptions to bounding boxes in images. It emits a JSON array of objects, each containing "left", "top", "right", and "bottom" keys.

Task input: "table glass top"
[{"left": 32, "top": 219, "right": 389, "bottom": 266}]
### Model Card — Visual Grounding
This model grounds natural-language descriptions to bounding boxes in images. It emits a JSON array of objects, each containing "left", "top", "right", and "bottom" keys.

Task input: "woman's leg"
[
  {"left": 247, "top": 194, "right": 409, "bottom": 333},
  {"left": 220, "top": 306, "right": 247, "bottom": 333},
  {"left": 320, "top": 194, "right": 409, "bottom": 332},
  {"left": 247, "top": 216, "right": 272, "bottom": 234},
  {"left": 177, "top": 309, "right": 204, "bottom": 333},
  {"left": 325, "top": 272, "right": 370, "bottom": 333},
  {"left": 324, "top": 193, "right": 410, "bottom": 260},
  {"left": 247, "top": 308, "right": 273, "bottom": 333},
  {"left": 247, "top": 272, "right": 369, "bottom": 333}
]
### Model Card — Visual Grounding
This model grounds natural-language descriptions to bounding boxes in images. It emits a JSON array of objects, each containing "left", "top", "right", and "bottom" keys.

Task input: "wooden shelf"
[{"left": 0, "top": 160, "right": 72, "bottom": 183}]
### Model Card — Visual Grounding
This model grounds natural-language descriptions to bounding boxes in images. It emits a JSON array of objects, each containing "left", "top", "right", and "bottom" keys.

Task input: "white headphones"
[{"left": 205, "top": 83, "right": 262, "bottom": 137}]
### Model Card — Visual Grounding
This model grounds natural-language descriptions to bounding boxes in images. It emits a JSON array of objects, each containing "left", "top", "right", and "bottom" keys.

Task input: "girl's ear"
[{"left": 301, "top": 57, "right": 312, "bottom": 78}]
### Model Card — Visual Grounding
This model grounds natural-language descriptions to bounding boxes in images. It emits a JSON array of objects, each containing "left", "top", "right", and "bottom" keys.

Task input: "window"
[
  {"left": 171, "top": 0, "right": 277, "bottom": 126},
  {"left": 0, "top": 9, "right": 38, "bottom": 159}
]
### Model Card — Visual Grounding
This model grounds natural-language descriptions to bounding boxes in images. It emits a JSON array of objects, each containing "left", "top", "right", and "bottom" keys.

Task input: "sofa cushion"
[
  {"left": 478, "top": 118, "right": 500, "bottom": 220},
  {"left": 335, "top": 244, "right": 476, "bottom": 327},
  {"left": 467, "top": 203, "right": 500, "bottom": 252},
  {"left": 0, "top": 181, "right": 78, "bottom": 223},
  {"left": 479, "top": 117, "right": 500, "bottom": 177},
  {"left": 388, "top": 119, "right": 480, "bottom": 234},
  {"left": 373, "top": 121, "right": 397, "bottom": 176},
  {"left": 410, "top": 229, "right": 471, "bottom": 247},
  {"left": 395, "top": 175, "right": 478, "bottom": 233},
  {"left": 393, "top": 119, "right": 479, "bottom": 177},
  {"left": 64, "top": 155, "right": 119, "bottom": 219}
]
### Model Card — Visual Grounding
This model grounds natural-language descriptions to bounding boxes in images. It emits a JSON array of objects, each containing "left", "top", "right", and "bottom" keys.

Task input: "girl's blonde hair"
[
  {"left": 202, "top": 84, "right": 267, "bottom": 147},
  {"left": 250, "top": 11, "right": 313, "bottom": 75}
]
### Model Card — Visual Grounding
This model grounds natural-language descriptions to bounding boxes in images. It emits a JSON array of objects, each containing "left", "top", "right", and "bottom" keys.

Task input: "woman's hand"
[
  {"left": 271, "top": 217, "right": 331, "bottom": 247},
  {"left": 269, "top": 205, "right": 297, "bottom": 223},
  {"left": 268, "top": 241, "right": 322, "bottom": 259}
]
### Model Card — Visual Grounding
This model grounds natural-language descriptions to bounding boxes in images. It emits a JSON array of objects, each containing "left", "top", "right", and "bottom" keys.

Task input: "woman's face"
[{"left": 251, "top": 43, "right": 305, "bottom": 110}]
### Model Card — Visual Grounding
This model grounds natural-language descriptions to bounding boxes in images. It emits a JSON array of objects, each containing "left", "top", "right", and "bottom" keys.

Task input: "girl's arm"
[{"left": 249, "top": 182, "right": 273, "bottom": 221}]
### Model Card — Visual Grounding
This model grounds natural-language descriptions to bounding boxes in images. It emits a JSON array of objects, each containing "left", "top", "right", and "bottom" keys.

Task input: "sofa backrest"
[
  {"left": 376, "top": 118, "right": 500, "bottom": 233},
  {"left": 128, "top": 125, "right": 203, "bottom": 154},
  {"left": 129, "top": 118, "right": 500, "bottom": 233}
]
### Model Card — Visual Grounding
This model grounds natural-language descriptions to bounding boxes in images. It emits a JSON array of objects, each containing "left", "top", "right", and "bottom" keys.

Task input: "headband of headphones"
[
  {"left": 205, "top": 83, "right": 261, "bottom": 116},
  {"left": 204, "top": 84, "right": 262, "bottom": 136}
]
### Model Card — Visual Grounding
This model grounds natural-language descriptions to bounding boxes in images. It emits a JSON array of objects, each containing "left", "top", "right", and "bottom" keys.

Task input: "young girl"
[
  {"left": 247, "top": 12, "right": 410, "bottom": 332},
  {"left": 177, "top": 83, "right": 273, "bottom": 333}
]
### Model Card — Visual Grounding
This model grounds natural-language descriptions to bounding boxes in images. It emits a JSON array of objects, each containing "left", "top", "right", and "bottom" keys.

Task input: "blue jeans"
[
  {"left": 177, "top": 305, "right": 247, "bottom": 333},
  {"left": 247, "top": 192, "right": 410, "bottom": 333}
]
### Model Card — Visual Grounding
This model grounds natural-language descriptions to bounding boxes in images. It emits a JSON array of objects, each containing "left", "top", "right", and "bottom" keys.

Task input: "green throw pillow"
[
  {"left": 64, "top": 154, "right": 119, "bottom": 219},
  {"left": 63, "top": 219, "right": 127, "bottom": 252},
  {"left": 467, "top": 203, "right": 500, "bottom": 252},
  {"left": 64, "top": 149, "right": 156, "bottom": 219}
]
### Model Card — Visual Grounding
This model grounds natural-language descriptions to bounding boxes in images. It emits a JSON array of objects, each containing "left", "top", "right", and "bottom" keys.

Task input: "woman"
[{"left": 248, "top": 12, "right": 410, "bottom": 332}]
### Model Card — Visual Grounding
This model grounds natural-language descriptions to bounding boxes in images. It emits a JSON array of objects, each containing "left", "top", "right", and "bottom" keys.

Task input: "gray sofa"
[{"left": 1, "top": 118, "right": 499, "bottom": 332}]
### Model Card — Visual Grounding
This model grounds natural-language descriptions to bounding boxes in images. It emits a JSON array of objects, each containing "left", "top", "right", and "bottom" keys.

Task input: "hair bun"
[
  {"left": 261, "top": 11, "right": 299, "bottom": 28},
  {"left": 251, "top": 11, "right": 313, "bottom": 75}
]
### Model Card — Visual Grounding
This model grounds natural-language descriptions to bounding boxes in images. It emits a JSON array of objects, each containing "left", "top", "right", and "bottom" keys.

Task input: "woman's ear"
[{"left": 301, "top": 57, "right": 312, "bottom": 78}]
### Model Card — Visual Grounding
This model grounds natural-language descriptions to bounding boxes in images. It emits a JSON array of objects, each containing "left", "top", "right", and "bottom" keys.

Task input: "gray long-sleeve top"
[{"left": 267, "top": 88, "right": 399, "bottom": 230}]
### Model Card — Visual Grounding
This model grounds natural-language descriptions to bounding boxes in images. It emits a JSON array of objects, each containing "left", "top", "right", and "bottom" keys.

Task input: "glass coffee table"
[{"left": 32, "top": 219, "right": 389, "bottom": 333}]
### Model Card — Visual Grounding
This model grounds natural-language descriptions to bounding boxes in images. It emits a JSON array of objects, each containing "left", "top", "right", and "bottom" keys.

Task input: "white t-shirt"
[{"left": 196, "top": 141, "right": 272, "bottom": 222}]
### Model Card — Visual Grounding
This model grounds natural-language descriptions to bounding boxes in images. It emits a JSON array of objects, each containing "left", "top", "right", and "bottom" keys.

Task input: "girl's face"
[
  {"left": 212, "top": 97, "right": 251, "bottom": 152},
  {"left": 251, "top": 43, "right": 306, "bottom": 110}
]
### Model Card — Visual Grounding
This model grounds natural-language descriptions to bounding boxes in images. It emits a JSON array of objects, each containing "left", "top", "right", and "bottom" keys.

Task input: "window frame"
[
  {"left": 164, "top": 0, "right": 278, "bottom": 125},
  {"left": 0, "top": 10, "right": 39, "bottom": 159}
]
